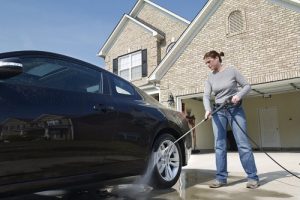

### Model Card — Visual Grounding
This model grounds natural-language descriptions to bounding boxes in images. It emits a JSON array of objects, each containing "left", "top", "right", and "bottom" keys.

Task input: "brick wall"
[
  {"left": 104, "top": 20, "right": 159, "bottom": 87},
  {"left": 160, "top": 0, "right": 300, "bottom": 104}
]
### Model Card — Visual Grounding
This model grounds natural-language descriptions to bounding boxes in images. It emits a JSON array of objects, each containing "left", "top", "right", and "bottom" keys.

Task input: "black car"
[{"left": 0, "top": 51, "right": 192, "bottom": 196}]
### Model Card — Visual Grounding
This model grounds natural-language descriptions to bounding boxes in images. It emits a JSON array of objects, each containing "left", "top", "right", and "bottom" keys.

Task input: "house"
[
  {"left": 98, "top": 0, "right": 300, "bottom": 151},
  {"left": 98, "top": 0, "right": 190, "bottom": 100}
]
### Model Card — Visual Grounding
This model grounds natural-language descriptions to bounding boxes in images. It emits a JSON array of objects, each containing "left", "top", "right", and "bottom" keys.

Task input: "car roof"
[
  {"left": 0, "top": 50, "right": 102, "bottom": 71},
  {"left": 0, "top": 50, "right": 139, "bottom": 90}
]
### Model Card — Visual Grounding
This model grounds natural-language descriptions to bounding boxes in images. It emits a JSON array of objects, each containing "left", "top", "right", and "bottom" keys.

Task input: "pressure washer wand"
[{"left": 163, "top": 99, "right": 230, "bottom": 154}]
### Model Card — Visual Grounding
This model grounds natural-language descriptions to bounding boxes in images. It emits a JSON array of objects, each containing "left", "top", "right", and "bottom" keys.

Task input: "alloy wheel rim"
[{"left": 155, "top": 140, "right": 180, "bottom": 181}]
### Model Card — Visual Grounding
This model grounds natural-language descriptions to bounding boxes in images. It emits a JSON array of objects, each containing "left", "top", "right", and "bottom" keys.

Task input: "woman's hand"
[
  {"left": 231, "top": 95, "right": 241, "bottom": 104},
  {"left": 205, "top": 111, "right": 212, "bottom": 120}
]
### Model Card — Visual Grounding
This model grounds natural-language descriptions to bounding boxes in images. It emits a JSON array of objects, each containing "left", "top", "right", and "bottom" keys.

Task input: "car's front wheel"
[{"left": 148, "top": 134, "right": 182, "bottom": 189}]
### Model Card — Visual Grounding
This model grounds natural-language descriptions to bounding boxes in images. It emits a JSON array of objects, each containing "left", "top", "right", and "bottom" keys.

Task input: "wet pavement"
[{"left": 4, "top": 152, "right": 300, "bottom": 200}]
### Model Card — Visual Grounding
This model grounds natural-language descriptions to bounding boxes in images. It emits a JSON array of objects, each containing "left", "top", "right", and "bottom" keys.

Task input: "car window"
[
  {"left": 112, "top": 76, "right": 135, "bottom": 96},
  {"left": 1, "top": 56, "right": 104, "bottom": 94}
]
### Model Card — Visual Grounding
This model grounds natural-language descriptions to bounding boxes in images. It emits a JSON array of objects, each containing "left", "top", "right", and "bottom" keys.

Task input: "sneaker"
[
  {"left": 209, "top": 180, "right": 226, "bottom": 188},
  {"left": 246, "top": 179, "right": 260, "bottom": 189}
]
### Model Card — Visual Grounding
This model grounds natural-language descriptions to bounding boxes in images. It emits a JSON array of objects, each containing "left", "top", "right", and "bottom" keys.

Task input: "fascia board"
[
  {"left": 130, "top": 0, "right": 190, "bottom": 25},
  {"left": 126, "top": 15, "right": 164, "bottom": 39},
  {"left": 129, "top": 0, "right": 145, "bottom": 17},
  {"left": 98, "top": 14, "right": 164, "bottom": 57},
  {"left": 98, "top": 14, "right": 128, "bottom": 58},
  {"left": 268, "top": 0, "right": 300, "bottom": 12}
]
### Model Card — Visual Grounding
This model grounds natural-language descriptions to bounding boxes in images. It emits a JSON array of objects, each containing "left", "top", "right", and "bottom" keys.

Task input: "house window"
[
  {"left": 113, "top": 49, "right": 147, "bottom": 81},
  {"left": 228, "top": 10, "right": 244, "bottom": 34},
  {"left": 119, "top": 51, "right": 141, "bottom": 80}
]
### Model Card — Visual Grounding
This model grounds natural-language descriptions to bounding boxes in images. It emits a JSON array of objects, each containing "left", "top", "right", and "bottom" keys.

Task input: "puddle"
[
  {"left": 5, "top": 168, "right": 299, "bottom": 200},
  {"left": 31, "top": 184, "right": 153, "bottom": 200},
  {"left": 100, "top": 184, "right": 153, "bottom": 199},
  {"left": 35, "top": 189, "right": 67, "bottom": 197}
]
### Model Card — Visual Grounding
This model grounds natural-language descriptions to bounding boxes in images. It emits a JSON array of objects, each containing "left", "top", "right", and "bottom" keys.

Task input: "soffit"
[{"left": 249, "top": 78, "right": 300, "bottom": 97}]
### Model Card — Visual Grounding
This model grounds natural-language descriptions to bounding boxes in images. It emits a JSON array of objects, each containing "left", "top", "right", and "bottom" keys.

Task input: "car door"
[
  {"left": 0, "top": 53, "right": 117, "bottom": 186},
  {"left": 107, "top": 74, "right": 162, "bottom": 174}
]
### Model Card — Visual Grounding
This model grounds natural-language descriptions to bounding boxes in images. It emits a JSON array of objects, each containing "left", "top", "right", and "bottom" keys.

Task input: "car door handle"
[{"left": 93, "top": 104, "right": 115, "bottom": 113}]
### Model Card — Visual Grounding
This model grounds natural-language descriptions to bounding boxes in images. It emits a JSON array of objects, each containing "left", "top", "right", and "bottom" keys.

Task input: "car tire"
[{"left": 147, "top": 133, "right": 182, "bottom": 189}]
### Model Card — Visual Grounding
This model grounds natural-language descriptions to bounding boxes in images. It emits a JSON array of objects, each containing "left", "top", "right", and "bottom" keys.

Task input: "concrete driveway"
[
  {"left": 5, "top": 152, "right": 300, "bottom": 200},
  {"left": 164, "top": 152, "right": 300, "bottom": 200}
]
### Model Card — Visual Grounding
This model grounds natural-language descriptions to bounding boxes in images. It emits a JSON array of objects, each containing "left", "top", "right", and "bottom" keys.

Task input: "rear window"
[{"left": 112, "top": 76, "right": 135, "bottom": 96}]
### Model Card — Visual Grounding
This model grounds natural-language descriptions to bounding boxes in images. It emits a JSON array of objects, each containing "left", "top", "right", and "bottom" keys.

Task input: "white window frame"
[{"left": 118, "top": 50, "right": 142, "bottom": 81}]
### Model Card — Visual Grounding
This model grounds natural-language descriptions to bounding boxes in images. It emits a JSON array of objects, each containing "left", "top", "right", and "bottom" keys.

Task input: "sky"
[{"left": 0, "top": 0, "right": 208, "bottom": 67}]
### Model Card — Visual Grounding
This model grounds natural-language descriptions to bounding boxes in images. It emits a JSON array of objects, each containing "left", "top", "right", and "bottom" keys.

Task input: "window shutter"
[
  {"left": 113, "top": 58, "right": 118, "bottom": 74},
  {"left": 142, "top": 49, "right": 147, "bottom": 77}
]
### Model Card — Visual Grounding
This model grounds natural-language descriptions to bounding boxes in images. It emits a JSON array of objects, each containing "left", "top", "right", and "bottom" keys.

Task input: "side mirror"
[{"left": 0, "top": 61, "right": 23, "bottom": 79}]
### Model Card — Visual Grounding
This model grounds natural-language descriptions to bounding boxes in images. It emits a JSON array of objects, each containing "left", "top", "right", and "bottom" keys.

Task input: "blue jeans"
[{"left": 212, "top": 104, "right": 259, "bottom": 183}]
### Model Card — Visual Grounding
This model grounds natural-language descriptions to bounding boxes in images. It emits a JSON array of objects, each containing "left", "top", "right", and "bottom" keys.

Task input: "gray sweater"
[{"left": 203, "top": 66, "right": 251, "bottom": 112}]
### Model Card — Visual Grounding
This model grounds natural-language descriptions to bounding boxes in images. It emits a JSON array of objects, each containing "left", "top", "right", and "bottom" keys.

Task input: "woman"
[{"left": 203, "top": 50, "right": 259, "bottom": 189}]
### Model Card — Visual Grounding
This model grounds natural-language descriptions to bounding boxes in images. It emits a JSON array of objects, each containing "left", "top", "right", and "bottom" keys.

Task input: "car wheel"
[{"left": 148, "top": 134, "right": 182, "bottom": 189}]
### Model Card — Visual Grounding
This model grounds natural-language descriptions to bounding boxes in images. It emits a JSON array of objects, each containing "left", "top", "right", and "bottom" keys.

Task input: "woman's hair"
[{"left": 203, "top": 50, "right": 225, "bottom": 63}]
